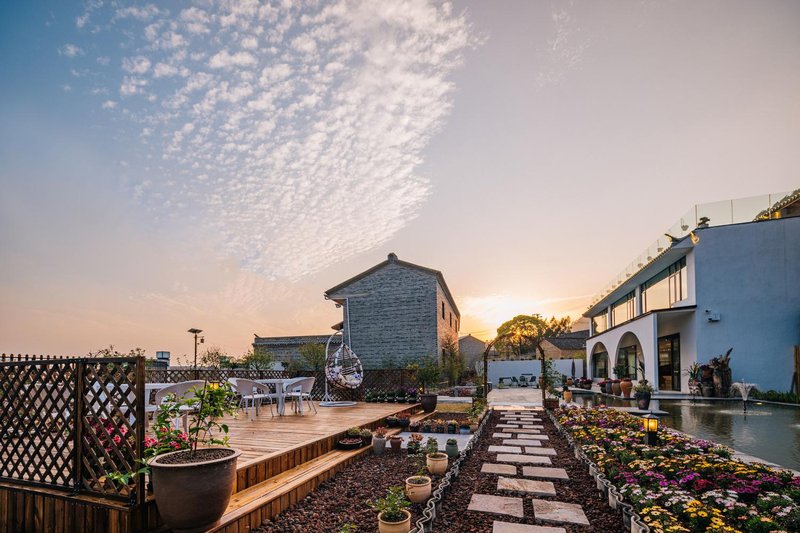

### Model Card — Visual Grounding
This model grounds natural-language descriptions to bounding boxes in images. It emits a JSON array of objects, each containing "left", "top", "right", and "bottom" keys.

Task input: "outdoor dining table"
[{"left": 256, "top": 377, "right": 304, "bottom": 416}]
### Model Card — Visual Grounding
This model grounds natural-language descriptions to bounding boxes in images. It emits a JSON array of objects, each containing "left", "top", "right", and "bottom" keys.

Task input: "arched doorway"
[
  {"left": 616, "top": 332, "right": 644, "bottom": 380},
  {"left": 589, "top": 342, "right": 609, "bottom": 379}
]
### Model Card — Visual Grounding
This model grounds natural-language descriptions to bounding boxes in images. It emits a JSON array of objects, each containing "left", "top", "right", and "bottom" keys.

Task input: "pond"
[{"left": 572, "top": 393, "right": 800, "bottom": 471}]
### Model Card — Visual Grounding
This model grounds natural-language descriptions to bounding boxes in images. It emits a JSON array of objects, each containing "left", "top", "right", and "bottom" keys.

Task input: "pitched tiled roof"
[
  {"left": 545, "top": 330, "right": 589, "bottom": 351},
  {"left": 253, "top": 334, "right": 341, "bottom": 346}
]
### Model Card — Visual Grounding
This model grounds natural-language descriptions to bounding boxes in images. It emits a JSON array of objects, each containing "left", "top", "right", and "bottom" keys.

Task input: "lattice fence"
[
  {"left": 290, "top": 369, "right": 419, "bottom": 401},
  {"left": 0, "top": 357, "right": 145, "bottom": 505},
  {"left": 146, "top": 368, "right": 288, "bottom": 383}
]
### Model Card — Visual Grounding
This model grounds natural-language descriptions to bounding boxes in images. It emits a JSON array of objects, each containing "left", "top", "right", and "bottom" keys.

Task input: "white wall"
[{"left": 487, "top": 358, "right": 585, "bottom": 387}]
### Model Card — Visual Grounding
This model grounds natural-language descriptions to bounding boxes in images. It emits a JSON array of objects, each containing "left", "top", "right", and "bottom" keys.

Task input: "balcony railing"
[{"left": 588, "top": 190, "right": 797, "bottom": 308}]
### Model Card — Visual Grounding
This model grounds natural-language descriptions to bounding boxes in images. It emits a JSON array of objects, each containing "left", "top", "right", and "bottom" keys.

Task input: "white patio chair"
[
  {"left": 154, "top": 380, "right": 205, "bottom": 432},
  {"left": 229, "top": 378, "right": 276, "bottom": 420},
  {"left": 286, "top": 377, "right": 317, "bottom": 415}
]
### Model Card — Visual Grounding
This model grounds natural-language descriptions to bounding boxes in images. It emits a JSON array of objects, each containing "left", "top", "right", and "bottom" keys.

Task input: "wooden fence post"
[
  {"left": 134, "top": 356, "right": 146, "bottom": 507},
  {"left": 72, "top": 361, "right": 85, "bottom": 495}
]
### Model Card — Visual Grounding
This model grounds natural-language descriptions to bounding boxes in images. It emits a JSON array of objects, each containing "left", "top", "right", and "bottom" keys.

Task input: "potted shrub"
[
  {"left": 360, "top": 428, "right": 373, "bottom": 447},
  {"left": 386, "top": 392, "right": 396, "bottom": 404},
  {"left": 148, "top": 382, "right": 241, "bottom": 533},
  {"left": 396, "top": 389, "right": 407, "bottom": 404},
  {"left": 338, "top": 437, "right": 364, "bottom": 450},
  {"left": 373, "top": 427, "right": 388, "bottom": 455},
  {"left": 406, "top": 387, "right": 419, "bottom": 404},
  {"left": 406, "top": 433, "right": 423, "bottom": 455},
  {"left": 445, "top": 438, "right": 459, "bottom": 458},
  {"left": 408, "top": 420, "right": 422, "bottom": 432},
  {"left": 389, "top": 435, "right": 403, "bottom": 453},
  {"left": 620, "top": 377, "right": 633, "bottom": 398},
  {"left": 410, "top": 357, "right": 440, "bottom": 413},
  {"left": 346, "top": 426, "right": 361, "bottom": 439},
  {"left": 424, "top": 437, "right": 447, "bottom": 474},
  {"left": 634, "top": 380, "right": 654, "bottom": 410},
  {"left": 369, "top": 486, "right": 412, "bottom": 533},
  {"left": 397, "top": 414, "right": 411, "bottom": 429},
  {"left": 421, "top": 420, "right": 432, "bottom": 433},
  {"left": 386, "top": 415, "right": 399, "bottom": 428},
  {"left": 404, "top": 473, "right": 431, "bottom": 504},
  {"left": 446, "top": 419, "right": 458, "bottom": 434},
  {"left": 459, "top": 421, "right": 470, "bottom": 435}
]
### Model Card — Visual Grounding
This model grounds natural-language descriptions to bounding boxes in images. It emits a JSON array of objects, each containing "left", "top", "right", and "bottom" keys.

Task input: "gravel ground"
[
  {"left": 434, "top": 410, "right": 627, "bottom": 533},
  {"left": 254, "top": 449, "right": 441, "bottom": 533}
]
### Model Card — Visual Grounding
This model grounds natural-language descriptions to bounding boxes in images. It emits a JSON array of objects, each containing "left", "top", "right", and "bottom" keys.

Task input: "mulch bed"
[
  {"left": 434, "top": 409, "right": 627, "bottom": 533},
  {"left": 254, "top": 450, "right": 442, "bottom": 533}
]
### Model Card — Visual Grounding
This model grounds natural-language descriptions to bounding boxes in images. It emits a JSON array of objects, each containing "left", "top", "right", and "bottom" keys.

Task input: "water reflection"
[{"left": 572, "top": 394, "right": 800, "bottom": 471}]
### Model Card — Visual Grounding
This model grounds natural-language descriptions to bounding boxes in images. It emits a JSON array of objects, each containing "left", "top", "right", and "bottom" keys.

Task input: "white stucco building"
[{"left": 584, "top": 190, "right": 800, "bottom": 393}]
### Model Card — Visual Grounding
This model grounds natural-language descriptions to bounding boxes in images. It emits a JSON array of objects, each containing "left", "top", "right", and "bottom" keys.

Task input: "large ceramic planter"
[
  {"left": 405, "top": 475, "right": 432, "bottom": 503},
  {"left": 420, "top": 393, "right": 438, "bottom": 413},
  {"left": 378, "top": 510, "right": 411, "bottom": 533},
  {"left": 611, "top": 380, "right": 622, "bottom": 396},
  {"left": 701, "top": 384, "right": 714, "bottom": 397},
  {"left": 373, "top": 436, "right": 386, "bottom": 455},
  {"left": 620, "top": 379, "right": 633, "bottom": 398},
  {"left": 426, "top": 452, "right": 448, "bottom": 475},
  {"left": 604, "top": 381, "right": 614, "bottom": 394},
  {"left": 149, "top": 447, "right": 241, "bottom": 533},
  {"left": 635, "top": 392, "right": 651, "bottom": 410}
]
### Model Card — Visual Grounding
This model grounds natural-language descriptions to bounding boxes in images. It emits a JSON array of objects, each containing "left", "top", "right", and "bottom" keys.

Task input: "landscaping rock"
[
  {"left": 497, "top": 476, "right": 556, "bottom": 496},
  {"left": 503, "top": 439, "right": 542, "bottom": 446},
  {"left": 496, "top": 453, "right": 552, "bottom": 465},
  {"left": 488, "top": 445, "right": 523, "bottom": 454},
  {"left": 521, "top": 466, "right": 569, "bottom": 480},
  {"left": 467, "top": 494, "right": 524, "bottom": 518},
  {"left": 531, "top": 499, "right": 590, "bottom": 526},
  {"left": 523, "top": 447, "right": 556, "bottom": 456},
  {"left": 481, "top": 463, "right": 518, "bottom": 475}
]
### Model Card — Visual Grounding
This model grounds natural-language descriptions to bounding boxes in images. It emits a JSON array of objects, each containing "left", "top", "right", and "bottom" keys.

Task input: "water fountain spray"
[{"left": 730, "top": 380, "right": 756, "bottom": 413}]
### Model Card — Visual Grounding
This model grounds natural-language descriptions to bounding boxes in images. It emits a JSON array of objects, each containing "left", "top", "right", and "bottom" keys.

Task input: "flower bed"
[{"left": 556, "top": 408, "right": 800, "bottom": 533}]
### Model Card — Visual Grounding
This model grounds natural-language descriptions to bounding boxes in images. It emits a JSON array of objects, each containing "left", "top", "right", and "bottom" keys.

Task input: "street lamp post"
[{"left": 188, "top": 328, "right": 203, "bottom": 379}]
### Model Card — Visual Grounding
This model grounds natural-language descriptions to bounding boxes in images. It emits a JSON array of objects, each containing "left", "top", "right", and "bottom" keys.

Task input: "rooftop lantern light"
[{"left": 642, "top": 412, "right": 659, "bottom": 446}]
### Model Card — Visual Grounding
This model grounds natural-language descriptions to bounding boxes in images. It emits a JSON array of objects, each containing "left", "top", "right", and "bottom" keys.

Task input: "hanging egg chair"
[{"left": 320, "top": 330, "right": 362, "bottom": 407}]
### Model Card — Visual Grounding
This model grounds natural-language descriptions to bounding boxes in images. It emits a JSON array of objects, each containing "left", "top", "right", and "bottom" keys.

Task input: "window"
[
  {"left": 441, "top": 302, "right": 445, "bottom": 319},
  {"left": 612, "top": 292, "right": 635, "bottom": 326},
  {"left": 592, "top": 351, "right": 608, "bottom": 378},
  {"left": 592, "top": 312, "right": 608, "bottom": 334},
  {"left": 617, "top": 345, "right": 639, "bottom": 379},
  {"left": 642, "top": 258, "right": 687, "bottom": 312},
  {"left": 449, "top": 312, "right": 452, "bottom": 327}
]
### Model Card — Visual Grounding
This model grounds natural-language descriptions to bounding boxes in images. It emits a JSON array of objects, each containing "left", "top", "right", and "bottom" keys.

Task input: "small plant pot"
[
  {"left": 459, "top": 426, "right": 470, "bottom": 435},
  {"left": 386, "top": 417, "right": 399, "bottom": 428},
  {"left": 398, "top": 418, "right": 410, "bottom": 429},
  {"left": 338, "top": 438, "right": 363, "bottom": 450},
  {"left": 447, "top": 425, "right": 457, "bottom": 434},
  {"left": 426, "top": 452, "right": 448, "bottom": 475},
  {"left": 422, "top": 424, "right": 432, "bottom": 433},
  {"left": 635, "top": 392, "right": 652, "bottom": 410},
  {"left": 701, "top": 384, "right": 714, "bottom": 397},
  {"left": 409, "top": 423, "right": 421, "bottom": 433},
  {"left": 389, "top": 436, "right": 403, "bottom": 453},
  {"left": 445, "top": 442, "right": 459, "bottom": 459},
  {"left": 563, "top": 390, "right": 573, "bottom": 403},
  {"left": 469, "top": 423, "right": 479, "bottom": 432},
  {"left": 373, "top": 437, "right": 386, "bottom": 455},
  {"left": 378, "top": 509, "right": 411, "bottom": 533},
  {"left": 405, "top": 475, "right": 432, "bottom": 503},
  {"left": 361, "top": 435, "right": 373, "bottom": 447}
]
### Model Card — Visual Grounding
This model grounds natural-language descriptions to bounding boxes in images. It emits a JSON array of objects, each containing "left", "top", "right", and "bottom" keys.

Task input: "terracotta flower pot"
[
  {"left": 405, "top": 475, "right": 432, "bottom": 503},
  {"left": 563, "top": 390, "right": 573, "bottom": 403},
  {"left": 378, "top": 509, "right": 411, "bottom": 533},
  {"left": 389, "top": 436, "right": 403, "bottom": 453},
  {"left": 620, "top": 379, "right": 633, "bottom": 399},
  {"left": 149, "top": 447, "right": 241, "bottom": 533},
  {"left": 426, "top": 452, "right": 448, "bottom": 475},
  {"left": 611, "top": 380, "right": 622, "bottom": 396}
]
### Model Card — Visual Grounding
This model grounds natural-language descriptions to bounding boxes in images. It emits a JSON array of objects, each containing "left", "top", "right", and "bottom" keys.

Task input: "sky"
[{"left": 1, "top": 1, "right": 798, "bottom": 361}]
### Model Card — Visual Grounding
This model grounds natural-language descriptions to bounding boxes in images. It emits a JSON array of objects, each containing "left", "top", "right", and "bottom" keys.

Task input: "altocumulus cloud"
[{"left": 71, "top": 0, "right": 477, "bottom": 281}]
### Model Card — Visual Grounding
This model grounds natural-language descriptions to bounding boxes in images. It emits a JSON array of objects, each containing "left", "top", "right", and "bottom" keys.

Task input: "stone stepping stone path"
[
  {"left": 502, "top": 429, "right": 548, "bottom": 437},
  {"left": 521, "top": 466, "right": 569, "bottom": 480},
  {"left": 496, "top": 453, "right": 552, "bottom": 465},
  {"left": 497, "top": 476, "right": 556, "bottom": 496},
  {"left": 531, "top": 499, "right": 590, "bottom": 526},
  {"left": 503, "top": 439, "right": 542, "bottom": 446},
  {"left": 482, "top": 463, "right": 518, "bottom": 475},
  {"left": 489, "top": 445, "right": 523, "bottom": 454},
  {"left": 468, "top": 494, "right": 525, "bottom": 518},
  {"left": 497, "top": 423, "right": 523, "bottom": 428},
  {"left": 523, "top": 447, "right": 557, "bottom": 456},
  {"left": 492, "top": 521, "right": 566, "bottom": 533},
  {"left": 520, "top": 425, "right": 544, "bottom": 429}
]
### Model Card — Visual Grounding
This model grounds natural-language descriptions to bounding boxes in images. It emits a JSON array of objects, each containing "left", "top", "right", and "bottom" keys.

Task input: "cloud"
[
  {"left": 102, "top": 100, "right": 117, "bottom": 109},
  {"left": 67, "top": 0, "right": 477, "bottom": 282},
  {"left": 536, "top": 3, "right": 590, "bottom": 88},
  {"left": 58, "top": 44, "right": 84, "bottom": 58},
  {"left": 114, "top": 4, "right": 163, "bottom": 22}
]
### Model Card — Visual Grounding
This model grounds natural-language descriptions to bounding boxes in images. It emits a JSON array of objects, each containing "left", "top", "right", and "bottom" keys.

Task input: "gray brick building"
[
  {"left": 252, "top": 334, "right": 341, "bottom": 367},
  {"left": 325, "top": 253, "right": 460, "bottom": 369}
]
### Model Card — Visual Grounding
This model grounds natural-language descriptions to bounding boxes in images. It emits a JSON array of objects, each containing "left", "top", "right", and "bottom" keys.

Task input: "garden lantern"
[{"left": 642, "top": 412, "right": 659, "bottom": 445}]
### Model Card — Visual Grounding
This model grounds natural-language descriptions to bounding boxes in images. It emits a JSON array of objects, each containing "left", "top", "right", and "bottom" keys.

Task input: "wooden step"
[{"left": 210, "top": 422, "right": 417, "bottom": 533}]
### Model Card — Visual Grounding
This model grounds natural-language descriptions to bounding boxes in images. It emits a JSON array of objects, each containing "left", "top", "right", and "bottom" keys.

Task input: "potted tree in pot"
[
  {"left": 634, "top": 379, "right": 654, "bottom": 410},
  {"left": 148, "top": 381, "right": 241, "bottom": 533},
  {"left": 373, "top": 426, "right": 388, "bottom": 455},
  {"left": 410, "top": 356, "right": 441, "bottom": 413},
  {"left": 370, "top": 486, "right": 412, "bottom": 533},
  {"left": 404, "top": 451, "right": 431, "bottom": 503},
  {"left": 406, "top": 433, "right": 423, "bottom": 455}
]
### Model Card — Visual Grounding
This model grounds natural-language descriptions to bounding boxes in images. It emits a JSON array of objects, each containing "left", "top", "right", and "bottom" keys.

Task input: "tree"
[
  {"left": 440, "top": 334, "right": 465, "bottom": 386},
  {"left": 299, "top": 343, "right": 326, "bottom": 372},
  {"left": 240, "top": 349, "right": 275, "bottom": 370},
  {"left": 199, "top": 345, "right": 227, "bottom": 369},
  {"left": 494, "top": 314, "right": 571, "bottom": 402},
  {"left": 87, "top": 345, "right": 147, "bottom": 358}
]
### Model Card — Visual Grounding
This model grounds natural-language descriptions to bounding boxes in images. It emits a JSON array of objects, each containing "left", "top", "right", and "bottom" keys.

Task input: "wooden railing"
[
  {"left": 145, "top": 367, "right": 289, "bottom": 383},
  {"left": 0, "top": 356, "right": 145, "bottom": 505},
  {"left": 0, "top": 353, "right": 72, "bottom": 362}
]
